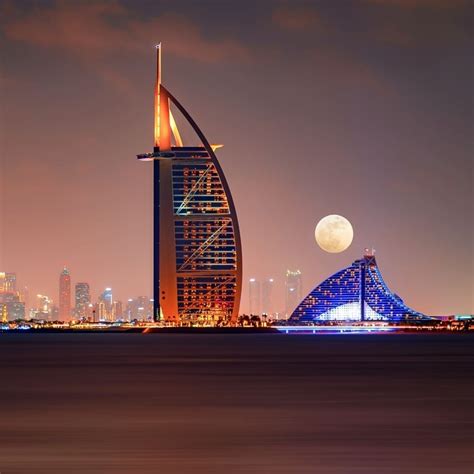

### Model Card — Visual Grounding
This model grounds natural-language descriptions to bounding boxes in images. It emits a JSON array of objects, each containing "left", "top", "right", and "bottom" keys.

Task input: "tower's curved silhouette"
[{"left": 137, "top": 45, "right": 242, "bottom": 324}]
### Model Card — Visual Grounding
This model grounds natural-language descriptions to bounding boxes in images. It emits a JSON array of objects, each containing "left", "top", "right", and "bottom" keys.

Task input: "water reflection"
[{"left": 0, "top": 333, "right": 472, "bottom": 473}]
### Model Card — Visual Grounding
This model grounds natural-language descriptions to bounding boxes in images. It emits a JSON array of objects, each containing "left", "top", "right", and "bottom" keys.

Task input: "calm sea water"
[{"left": 0, "top": 333, "right": 472, "bottom": 474}]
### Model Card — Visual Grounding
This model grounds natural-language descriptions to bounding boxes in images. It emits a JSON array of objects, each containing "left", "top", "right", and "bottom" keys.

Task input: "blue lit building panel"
[{"left": 290, "top": 254, "right": 433, "bottom": 323}]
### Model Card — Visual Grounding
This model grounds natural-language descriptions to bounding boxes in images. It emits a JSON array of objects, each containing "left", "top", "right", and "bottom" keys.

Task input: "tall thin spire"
[{"left": 154, "top": 43, "right": 171, "bottom": 151}]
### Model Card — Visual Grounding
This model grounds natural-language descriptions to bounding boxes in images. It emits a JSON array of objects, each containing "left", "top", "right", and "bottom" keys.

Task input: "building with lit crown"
[
  {"left": 290, "top": 251, "right": 433, "bottom": 323},
  {"left": 137, "top": 45, "right": 242, "bottom": 324}
]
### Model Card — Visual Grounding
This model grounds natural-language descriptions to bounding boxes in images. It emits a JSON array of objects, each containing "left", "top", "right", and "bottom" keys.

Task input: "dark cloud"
[
  {"left": 2, "top": 1, "right": 251, "bottom": 63},
  {"left": 365, "top": 0, "right": 468, "bottom": 7}
]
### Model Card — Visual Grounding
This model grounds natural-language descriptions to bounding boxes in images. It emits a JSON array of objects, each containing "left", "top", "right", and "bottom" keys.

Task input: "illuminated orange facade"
[{"left": 137, "top": 45, "right": 242, "bottom": 324}]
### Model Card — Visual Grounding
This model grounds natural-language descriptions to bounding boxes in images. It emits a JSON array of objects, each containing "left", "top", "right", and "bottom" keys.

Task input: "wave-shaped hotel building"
[
  {"left": 137, "top": 46, "right": 242, "bottom": 324},
  {"left": 290, "top": 251, "right": 433, "bottom": 324}
]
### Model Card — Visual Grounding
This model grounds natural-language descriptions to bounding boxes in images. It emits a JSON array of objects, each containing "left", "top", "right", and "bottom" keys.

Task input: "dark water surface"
[{"left": 0, "top": 333, "right": 472, "bottom": 474}]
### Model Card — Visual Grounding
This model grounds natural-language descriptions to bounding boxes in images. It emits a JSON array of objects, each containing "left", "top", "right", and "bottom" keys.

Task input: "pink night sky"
[{"left": 0, "top": 0, "right": 472, "bottom": 315}]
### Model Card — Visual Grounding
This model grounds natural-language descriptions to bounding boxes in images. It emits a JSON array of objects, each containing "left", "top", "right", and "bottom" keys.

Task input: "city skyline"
[
  {"left": 1, "top": 0, "right": 472, "bottom": 316},
  {"left": 0, "top": 266, "right": 296, "bottom": 320},
  {"left": 1, "top": 267, "right": 158, "bottom": 322}
]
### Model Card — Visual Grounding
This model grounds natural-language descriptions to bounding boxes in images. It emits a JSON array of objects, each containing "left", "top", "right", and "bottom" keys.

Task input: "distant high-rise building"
[
  {"left": 137, "top": 296, "right": 152, "bottom": 321},
  {"left": 19, "top": 286, "right": 29, "bottom": 311},
  {"left": 86, "top": 303, "right": 93, "bottom": 320},
  {"left": 7, "top": 302, "right": 25, "bottom": 321},
  {"left": 4, "top": 273, "right": 16, "bottom": 292},
  {"left": 59, "top": 267, "right": 71, "bottom": 321},
  {"left": 99, "top": 288, "right": 113, "bottom": 308},
  {"left": 0, "top": 273, "right": 6, "bottom": 293},
  {"left": 75, "top": 283, "right": 90, "bottom": 319},
  {"left": 262, "top": 278, "right": 274, "bottom": 316},
  {"left": 125, "top": 299, "right": 134, "bottom": 321},
  {"left": 0, "top": 272, "right": 22, "bottom": 320},
  {"left": 125, "top": 297, "right": 153, "bottom": 321},
  {"left": 0, "top": 291, "right": 24, "bottom": 321},
  {"left": 51, "top": 305, "right": 59, "bottom": 321},
  {"left": 98, "top": 288, "right": 113, "bottom": 320},
  {"left": 0, "top": 272, "right": 15, "bottom": 292},
  {"left": 285, "top": 270, "right": 302, "bottom": 317},
  {"left": 113, "top": 301, "right": 123, "bottom": 321},
  {"left": 249, "top": 278, "right": 261, "bottom": 315},
  {"left": 97, "top": 301, "right": 107, "bottom": 321},
  {"left": 34, "top": 294, "right": 52, "bottom": 320}
]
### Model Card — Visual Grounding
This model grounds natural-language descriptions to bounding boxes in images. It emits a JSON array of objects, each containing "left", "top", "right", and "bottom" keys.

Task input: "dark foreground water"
[{"left": 0, "top": 333, "right": 472, "bottom": 474}]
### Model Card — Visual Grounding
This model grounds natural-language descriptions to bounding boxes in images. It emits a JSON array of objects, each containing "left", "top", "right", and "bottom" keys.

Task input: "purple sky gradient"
[{"left": 0, "top": 0, "right": 472, "bottom": 315}]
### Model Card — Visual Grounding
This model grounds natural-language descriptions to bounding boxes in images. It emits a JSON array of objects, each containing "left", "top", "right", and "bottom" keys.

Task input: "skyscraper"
[
  {"left": 99, "top": 288, "right": 113, "bottom": 321},
  {"left": 59, "top": 267, "right": 71, "bottom": 321},
  {"left": 125, "top": 297, "right": 153, "bottom": 321},
  {"left": 0, "top": 291, "right": 25, "bottom": 321},
  {"left": 262, "top": 278, "right": 274, "bottom": 316},
  {"left": 35, "top": 294, "right": 52, "bottom": 320},
  {"left": 249, "top": 278, "right": 261, "bottom": 315},
  {"left": 0, "top": 273, "right": 5, "bottom": 292},
  {"left": 112, "top": 301, "right": 123, "bottom": 321},
  {"left": 75, "top": 282, "right": 90, "bottom": 319},
  {"left": 0, "top": 273, "right": 16, "bottom": 296},
  {"left": 285, "top": 270, "right": 302, "bottom": 318},
  {"left": 97, "top": 301, "right": 107, "bottom": 321},
  {"left": 137, "top": 45, "right": 242, "bottom": 324},
  {"left": 19, "top": 286, "right": 29, "bottom": 312},
  {"left": 4, "top": 273, "right": 16, "bottom": 292}
]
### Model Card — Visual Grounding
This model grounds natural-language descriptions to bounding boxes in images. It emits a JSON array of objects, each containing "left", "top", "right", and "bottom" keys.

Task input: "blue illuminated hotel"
[{"left": 290, "top": 251, "right": 433, "bottom": 323}]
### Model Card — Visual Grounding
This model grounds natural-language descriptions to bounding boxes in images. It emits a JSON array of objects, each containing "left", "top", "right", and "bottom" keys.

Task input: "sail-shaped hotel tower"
[
  {"left": 137, "top": 46, "right": 242, "bottom": 324},
  {"left": 290, "top": 251, "right": 433, "bottom": 324}
]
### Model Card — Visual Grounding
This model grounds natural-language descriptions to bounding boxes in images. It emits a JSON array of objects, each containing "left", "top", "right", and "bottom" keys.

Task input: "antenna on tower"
[{"left": 154, "top": 43, "right": 171, "bottom": 151}]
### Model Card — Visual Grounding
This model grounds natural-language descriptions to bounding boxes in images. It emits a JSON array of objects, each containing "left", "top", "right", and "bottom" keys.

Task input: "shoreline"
[{"left": 1, "top": 327, "right": 472, "bottom": 335}]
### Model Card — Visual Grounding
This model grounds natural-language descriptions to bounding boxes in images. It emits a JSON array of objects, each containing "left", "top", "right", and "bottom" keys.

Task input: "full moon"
[{"left": 315, "top": 215, "right": 354, "bottom": 253}]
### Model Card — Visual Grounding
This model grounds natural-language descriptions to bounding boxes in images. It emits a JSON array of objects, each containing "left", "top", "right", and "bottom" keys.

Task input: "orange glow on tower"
[
  {"left": 154, "top": 44, "right": 171, "bottom": 151},
  {"left": 138, "top": 45, "right": 242, "bottom": 324}
]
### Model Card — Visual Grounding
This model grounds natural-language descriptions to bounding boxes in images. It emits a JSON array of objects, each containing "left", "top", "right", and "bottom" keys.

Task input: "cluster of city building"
[
  {"left": 0, "top": 267, "right": 306, "bottom": 324},
  {"left": 248, "top": 270, "right": 302, "bottom": 319},
  {"left": 0, "top": 272, "right": 24, "bottom": 321},
  {"left": 3, "top": 48, "right": 471, "bottom": 331},
  {"left": 1, "top": 261, "right": 472, "bottom": 329},
  {"left": 0, "top": 269, "right": 154, "bottom": 323}
]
